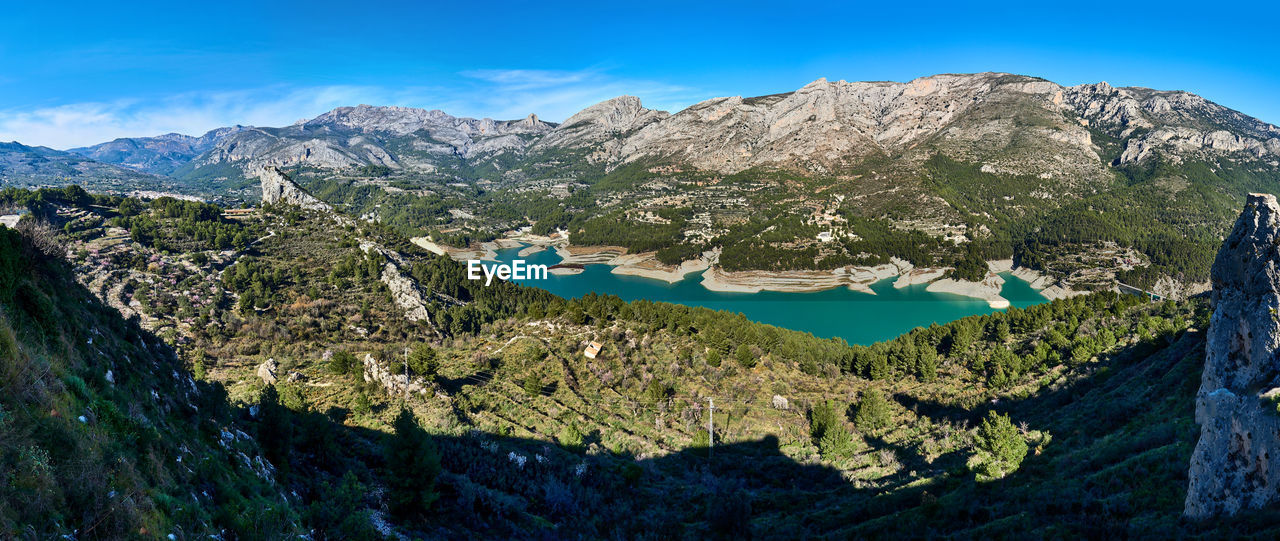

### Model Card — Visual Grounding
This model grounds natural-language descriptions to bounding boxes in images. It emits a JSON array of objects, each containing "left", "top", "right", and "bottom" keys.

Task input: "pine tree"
[
  {"left": 407, "top": 344, "right": 439, "bottom": 381},
  {"left": 818, "top": 422, "right": 856, "bottom": 459},
  {"left": 971, "top": 411, "right": 1028, "bottom": 480},
  {"left": 853, "top": 388, "right": 892, "bottom": 433},
  {"left": 735, "top": 344, "right": 756, "bottom": 368},
  {"left": 257, "top": 385, "right": 294, "bottom": 472}
]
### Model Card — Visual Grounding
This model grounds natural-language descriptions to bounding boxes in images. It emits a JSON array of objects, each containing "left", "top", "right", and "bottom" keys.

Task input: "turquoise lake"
[{"left": 493, "top": 245, "right": 1048, "bottom": 345}]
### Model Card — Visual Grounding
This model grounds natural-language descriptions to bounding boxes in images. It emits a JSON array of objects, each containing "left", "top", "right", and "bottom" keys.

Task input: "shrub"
[
  {"left": 644, "top": 379, "right": 674, "bottom": 405},
  {"left": 691, "top": 428, "right": 710, "bottom": 450},
  {"left": 706, "top": 350, "right": 722, "bottom": 367},
  {"left": 328, "top": 350, "right": 358, "bottom": 375},
  {"left": 307, "top": 472, "right": 380, "bottom": 540},
  {"left": 352, "top": 392, "right": 372, "bottom": 416},
  {"left": 735, "top": 344, "right": 756, "bottom": 368},
  {"left": 523, "top": 373, "right": 542, "bottom": 396},
  {"left": 707, "top": 488, "right": 752, "bottom": 537},
  {"left": 558, "top": 423, "right": 584, "bottom": 452},
  {"left": 970, "top": 411, "right": 1028, "bottom": 480},
  {"left": 257, "top": 385, "right": 294, "bottom": 469},
  {"left": 819, "top": 423, "right": 856, "bottom": 459}
]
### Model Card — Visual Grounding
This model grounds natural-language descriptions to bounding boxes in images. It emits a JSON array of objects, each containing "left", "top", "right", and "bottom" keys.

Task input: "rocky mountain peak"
[
  {"left": 559, "top": 96, "right": 653, "bottom": 130},
  {"left": 800, "top": 77, "right": 830, "bottom": 89},
  {"left": 1186, "top": 192, "right": 1280, "bottom": 518},
  {"left": 534, "top": 95, "right": 668, "bottom": 150}
]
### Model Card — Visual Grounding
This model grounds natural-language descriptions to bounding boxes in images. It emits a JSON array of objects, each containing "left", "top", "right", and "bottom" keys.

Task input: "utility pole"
[
  {"left": 707, "top": 397, "right": 715, "bottom": 458},
  {"left": 403, "top": 346, "right": 410, "bottom": 400}
]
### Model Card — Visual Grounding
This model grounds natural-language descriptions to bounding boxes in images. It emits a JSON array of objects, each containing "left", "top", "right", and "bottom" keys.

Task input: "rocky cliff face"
[
  {"left": 592, "top": 73, "right": 1280, "bottom": 176},
  {"left": 47, "top": 73, "right": 1280, "bottom": 188},
  {"left": 1186, "top": 193, "right": 1280, "bottom": 518},
  {"left": 256, "top": 166, "right": 331, "bottom": 210}
]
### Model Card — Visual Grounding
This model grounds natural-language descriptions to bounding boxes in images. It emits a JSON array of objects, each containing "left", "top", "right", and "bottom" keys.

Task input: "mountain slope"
[
  {"left": 28, "top": 73, "right": 1280, "bottom": 295},
  {"left": 0, "top": 221, "right": 303, "bottom": 538},
  {"left": 36, "top": 184, "right": 1280, "bottom": 537},
  {"left": 0, "top": 141, "right": 178, "bottom": 191}
]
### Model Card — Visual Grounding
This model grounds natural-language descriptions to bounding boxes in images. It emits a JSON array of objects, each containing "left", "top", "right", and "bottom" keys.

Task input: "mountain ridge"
[{"left": 23, "top": 72, "right": 1280, "bottom": 189}]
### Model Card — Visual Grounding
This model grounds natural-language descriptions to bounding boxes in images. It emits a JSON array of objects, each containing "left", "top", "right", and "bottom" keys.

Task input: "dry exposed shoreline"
[{"left": 414, "top": 237, "right": 1085, "bottom": 306}]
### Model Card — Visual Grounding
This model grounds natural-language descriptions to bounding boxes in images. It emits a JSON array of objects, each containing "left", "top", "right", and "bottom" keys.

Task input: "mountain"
[
  {"left": 174, "top": 105, "right": 556, "bottom": 183},
  {"left": 574, "top": 74, "right": 1280, "bottom": 176},
  {"left": 23, "top": 73, "right": 1280, "bottom": 296},
  {"left": 68, "top": 126, "right": 249, "bottom": 175},
  {"left": 42, "top": 73, "right": 1280, "bottom": 193},
  {"left": 102, "top": 73, "right": 1273, "bottom": 185},
  {"left": 0, "top": 141, "right": 166, "bottom": 187}
]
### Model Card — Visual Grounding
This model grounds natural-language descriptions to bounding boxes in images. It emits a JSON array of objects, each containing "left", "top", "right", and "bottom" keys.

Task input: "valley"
[
  {"left": 3, "top": 70, "right": 1280, "bottom": 538},
  {"left": 3, "top": 180, "right": 1275, "bottom": 537}
]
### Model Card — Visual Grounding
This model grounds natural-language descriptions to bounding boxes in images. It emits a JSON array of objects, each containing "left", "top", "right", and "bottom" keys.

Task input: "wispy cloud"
[{"left": 0, "top": 69, "right": 709, "bottom": 149}]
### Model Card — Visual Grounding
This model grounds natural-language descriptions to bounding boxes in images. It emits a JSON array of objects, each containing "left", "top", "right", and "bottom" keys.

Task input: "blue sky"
[{"left": 1, "top": 0, "right": 1277, "bottom": 149}]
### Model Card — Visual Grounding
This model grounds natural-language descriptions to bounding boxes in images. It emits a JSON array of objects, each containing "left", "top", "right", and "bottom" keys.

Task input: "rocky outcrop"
[
  {"left": 534, "top": 96, "right": 669, "bottom": 151},
  {"left": 926, "top": 273, "right": 1009, "bottom": 309},
  {"left": 256, "top": 358, "right": 278, "bottom": 385},
  {"left": 380, "top": 261, "right": 432, "bottom": 323},
  {"left": 1186, "top": 193, "right": 1280, "bottom": 519},
  {"left": 358, "top": 241, "right": 441, "bottom": 335},
  {"left": 256, "top": 166, "right": 331, "bottom": 211},
  {"left": 362, "top": 353, "right": 431, "bottom": 397}
]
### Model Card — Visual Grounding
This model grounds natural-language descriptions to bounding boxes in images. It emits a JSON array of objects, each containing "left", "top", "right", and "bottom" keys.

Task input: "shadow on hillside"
[
  {"left": 437, "top": 368, "right": 494, "bottom": 395},
  {"left": 898, "top": 330, "right": 1204, "bottom": 433}
]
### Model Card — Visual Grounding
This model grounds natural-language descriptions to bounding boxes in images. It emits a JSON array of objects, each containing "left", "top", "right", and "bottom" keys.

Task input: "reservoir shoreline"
[
  {"left": 412, "top": 236, "right": 1086, "bottom": 307},
  {"left": 414, "top": 238, "right": 1063, "bottom": 344}
]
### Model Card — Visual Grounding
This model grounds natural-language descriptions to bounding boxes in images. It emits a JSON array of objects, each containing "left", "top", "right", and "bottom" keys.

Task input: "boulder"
[
  {"left": 772, "top": 395, "right": 789, "bottom": 410},
  {"left": 256, "top": 358, "right": 278, "bottom": 386}
]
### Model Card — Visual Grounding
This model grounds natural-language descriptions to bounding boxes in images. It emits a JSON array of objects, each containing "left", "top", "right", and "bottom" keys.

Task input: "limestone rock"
[
  {"left": 256, "top": 166, "right": 331, "bottom": 211},
  {"left": 535, "top": 96, "right": 670, "bottom": 150},
  {"left": 1186, "top": 193, "right": 1280, "bottom": 518},
  {"left": 772, "top": 395, "right": 789, "bottom": 410},
  {"left": 256, "top": 358, "right": 278, "bottom": 386},
  {"left": 359, "top": 241, "right": 434, "bottom": 326},
  {"left": 361, "top": 353, "right": 430, "bottom": 396}
]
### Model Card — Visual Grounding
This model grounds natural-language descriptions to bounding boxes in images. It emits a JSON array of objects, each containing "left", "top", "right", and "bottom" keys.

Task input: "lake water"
[{"left": 493, "top": 245, "right": 1048, "bottom": 345}]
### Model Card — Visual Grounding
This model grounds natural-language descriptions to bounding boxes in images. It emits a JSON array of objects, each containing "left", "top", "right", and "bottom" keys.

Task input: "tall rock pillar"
[{"left": 1186, "top": 193, "right": 1280, "bottom": 518}]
